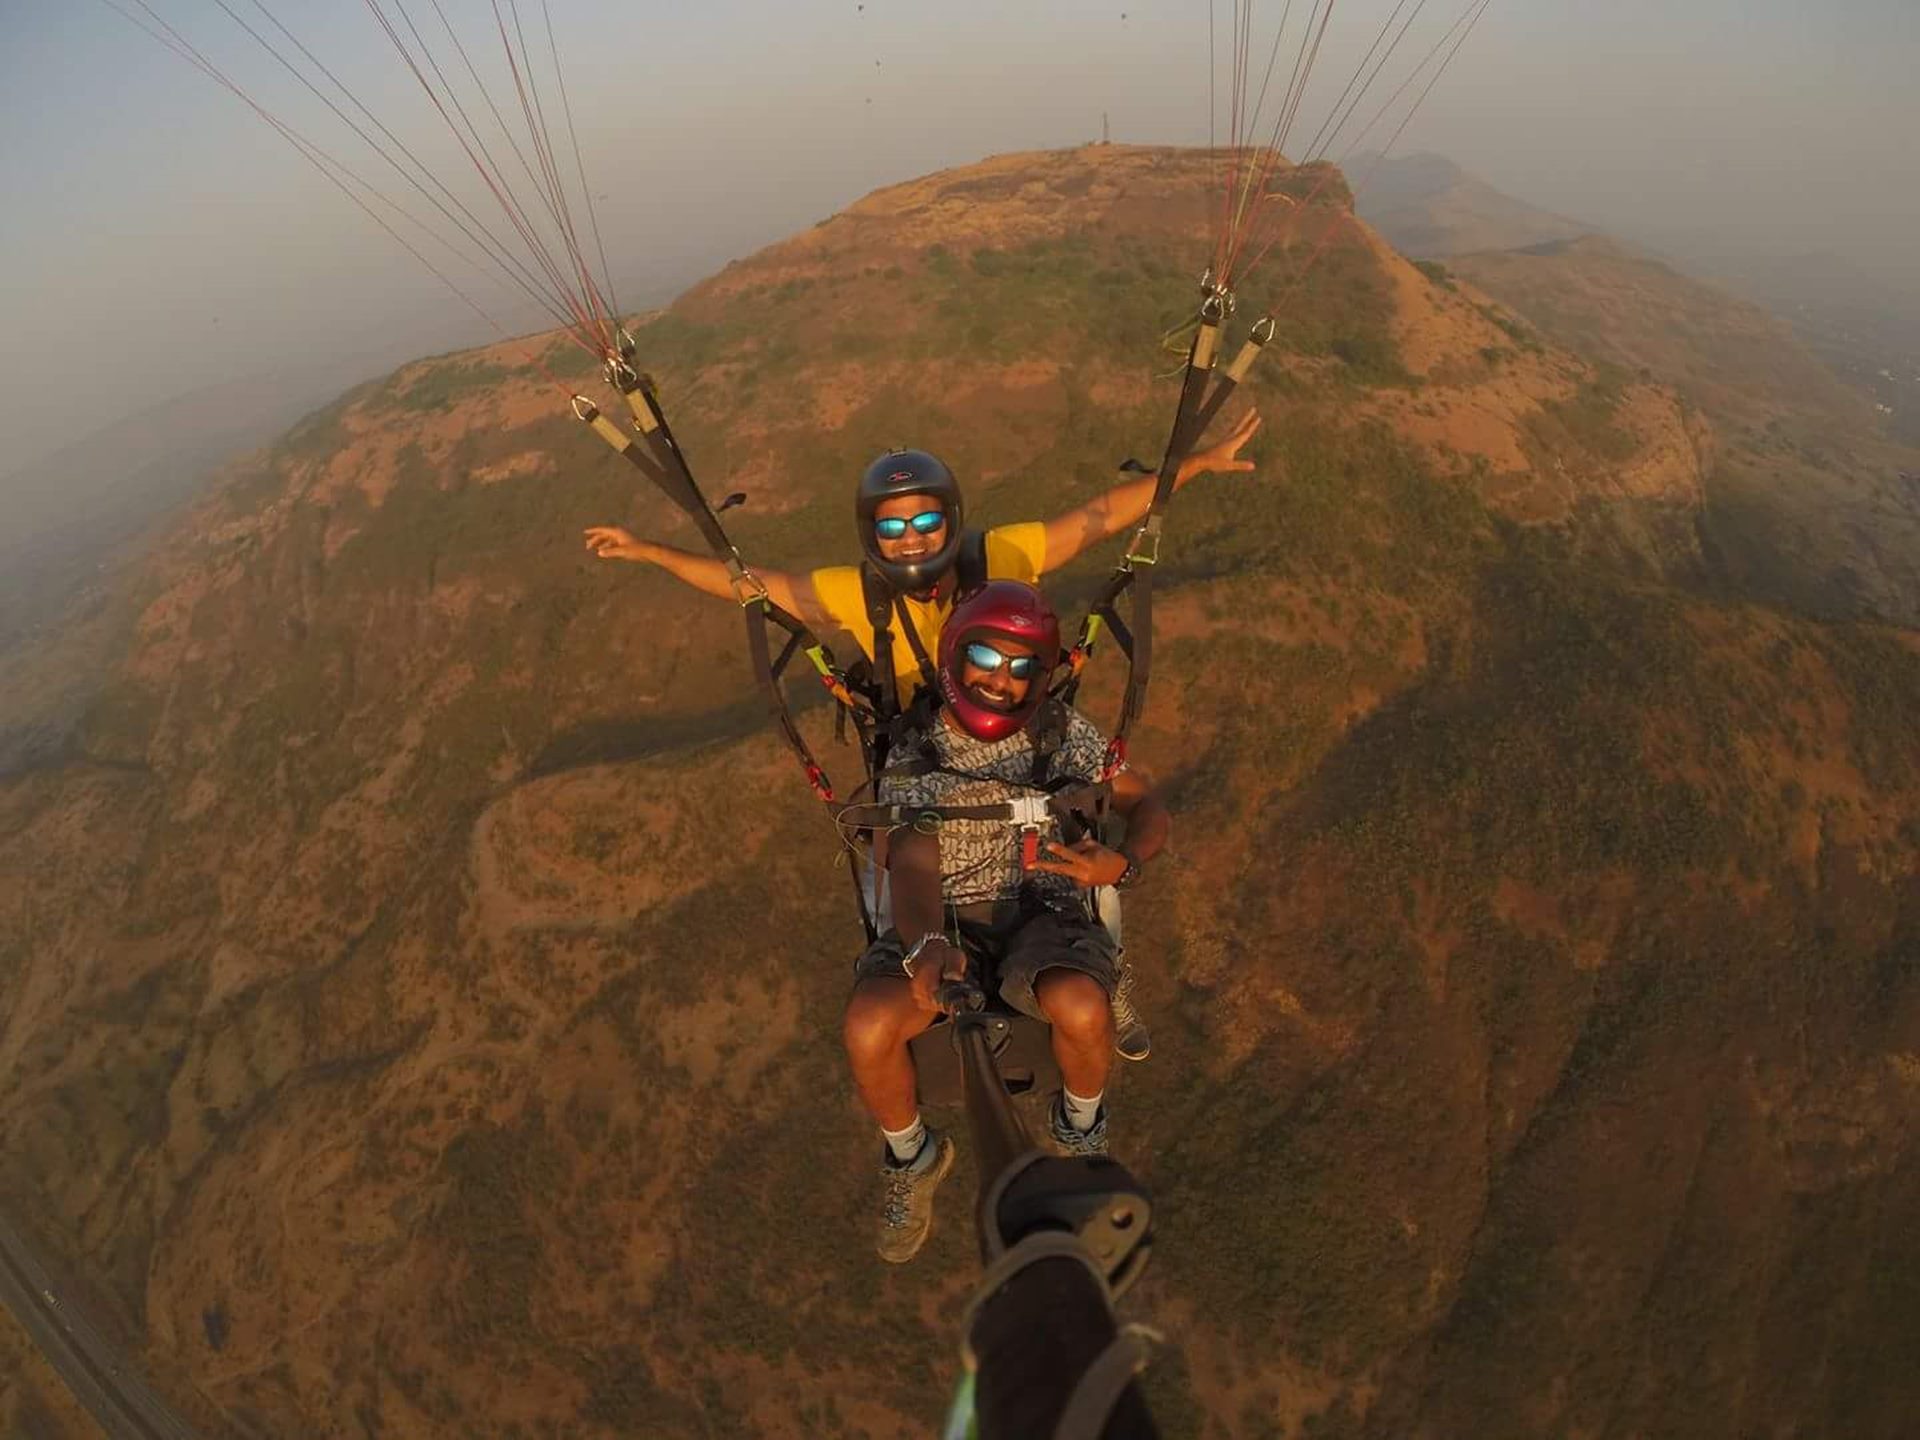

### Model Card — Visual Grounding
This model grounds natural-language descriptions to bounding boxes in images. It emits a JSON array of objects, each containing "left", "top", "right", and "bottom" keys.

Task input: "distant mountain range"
[
  {"left": 0, "top": 355, "right": 397, "bottom": 650},
  {"left": 1351, "top": 151, "right": 1592, "bottom": 257},
  {"left": 1356, "top": 153, "right": 1920, "bottom": 447}
]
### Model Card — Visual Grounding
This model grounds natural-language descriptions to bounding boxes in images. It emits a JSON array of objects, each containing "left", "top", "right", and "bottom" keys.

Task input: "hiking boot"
[
  {"left": 1110, "top": 959, "right": 1151, "bottom": 1062},
  {"left": 875, "top": 1129, "right": 956, "bottom": 1264},
  {"left": 1047, "top": 1095, "right": 1109, "bottom": 1158}
]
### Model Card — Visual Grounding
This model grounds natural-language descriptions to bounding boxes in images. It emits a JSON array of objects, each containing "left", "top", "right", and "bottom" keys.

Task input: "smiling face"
[
  {"left": 870, "top": 492, "right": 949, "bottom": 567},
  {"left": 957, "top": 634, "right": 1038, "bottom": 714}
]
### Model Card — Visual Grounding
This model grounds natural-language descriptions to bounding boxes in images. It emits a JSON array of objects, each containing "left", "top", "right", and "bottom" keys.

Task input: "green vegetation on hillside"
[{"left": 6, "top": 149, "right": 1918, "bottom": 1440}]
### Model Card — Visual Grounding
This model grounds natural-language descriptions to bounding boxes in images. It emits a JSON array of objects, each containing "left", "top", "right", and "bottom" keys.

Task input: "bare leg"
[
  {"left": 842, "top": 977, "right": 940, "bottom": 1132},
  {"left": 1034, "top": 970, "right": 1115, "bottom": 1100}
]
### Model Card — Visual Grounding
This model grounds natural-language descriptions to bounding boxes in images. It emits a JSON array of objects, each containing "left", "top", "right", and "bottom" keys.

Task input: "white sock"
[
  {"left": 1063, "top": 1088, "right": 1103, "bottom": 1133},
  {"left": 882, "top": 1115, "right": 928, "bottom": 1164}
]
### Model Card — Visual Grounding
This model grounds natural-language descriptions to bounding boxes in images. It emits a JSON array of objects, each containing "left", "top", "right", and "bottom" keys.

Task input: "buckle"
[
  {"left": 726, "top": 555, "right": 769, "bottom": 607},
  {"left": 1125, "top": 514, "right": 1163, "bottom": 568},
  {"left": 1007, "top": 794, "right": 1052, "bottom": 827}
]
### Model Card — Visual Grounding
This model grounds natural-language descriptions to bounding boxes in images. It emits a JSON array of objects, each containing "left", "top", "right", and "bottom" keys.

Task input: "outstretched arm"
[
  {"left": 1037, "top": 409, "right": 1262, "bottom": 572},
  {"left": 582, "top": 527, "right": 829, "bottom": 627}
]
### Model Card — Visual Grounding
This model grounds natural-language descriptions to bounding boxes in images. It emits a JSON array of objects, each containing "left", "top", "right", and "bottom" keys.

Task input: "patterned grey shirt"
[{"left": 878, "top": 708, "right": 1114, "bottom": 907}]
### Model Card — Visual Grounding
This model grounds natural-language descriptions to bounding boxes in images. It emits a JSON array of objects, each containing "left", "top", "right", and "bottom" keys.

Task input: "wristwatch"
[
  {"left": 900, "top": 932, "right": 947, "bottom": 979},
  {"left": 1113, "top": 849, "right": 1144, "bottom": 891}
]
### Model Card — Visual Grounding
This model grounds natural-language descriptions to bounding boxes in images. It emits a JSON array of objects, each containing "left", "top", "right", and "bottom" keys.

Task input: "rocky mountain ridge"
[{"left": 2, "top": 145, "right": 1916, "bottom": 1439}]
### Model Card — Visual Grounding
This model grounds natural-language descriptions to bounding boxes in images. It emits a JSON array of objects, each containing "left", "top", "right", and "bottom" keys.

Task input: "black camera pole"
[{"left": 937, "top": 985, "right": 1160, "bottom": 1440}]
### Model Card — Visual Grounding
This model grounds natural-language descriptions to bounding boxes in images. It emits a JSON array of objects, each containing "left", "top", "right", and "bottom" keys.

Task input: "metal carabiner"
[{"left": 604, "top": 352, "right": 639, "bottom": 392}]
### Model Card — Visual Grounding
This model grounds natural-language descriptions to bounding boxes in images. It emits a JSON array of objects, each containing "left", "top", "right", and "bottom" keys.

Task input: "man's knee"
[
  {"left": 1034, "top": 969, "right": 1113, "bottom": 1042},
  {"left": 842, "top": 982, "right": 915, "bottom": 1066}
]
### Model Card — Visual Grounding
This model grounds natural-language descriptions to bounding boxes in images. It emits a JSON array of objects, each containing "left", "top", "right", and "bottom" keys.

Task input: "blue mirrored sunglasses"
[
  {"left": 873, "top": 510, "right": 947, "bottom": 540},
  {"left": 963, "top": 642, "right": 1039, "bottom": 680}
]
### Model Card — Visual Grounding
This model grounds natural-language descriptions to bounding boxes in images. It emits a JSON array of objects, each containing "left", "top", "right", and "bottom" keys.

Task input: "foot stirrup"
[
  {"left": 957, "top": 1230, "right": 1161, "bottom": 1440},
  {"left": 1051, "top": 1324, "right": 1162, "bottom": 1440}
]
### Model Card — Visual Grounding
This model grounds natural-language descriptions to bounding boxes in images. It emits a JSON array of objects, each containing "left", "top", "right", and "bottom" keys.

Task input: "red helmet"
[{"left": 937, "top": 580, "right": 1061, "bottom": 741}]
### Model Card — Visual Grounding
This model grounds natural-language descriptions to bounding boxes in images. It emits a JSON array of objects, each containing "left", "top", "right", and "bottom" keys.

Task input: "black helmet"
[{"left": 855, "top": 449, "right": 965, "bottom": 593}]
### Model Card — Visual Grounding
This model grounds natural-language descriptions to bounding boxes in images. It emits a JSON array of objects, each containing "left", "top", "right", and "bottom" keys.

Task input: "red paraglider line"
[
  {"left": 363, "top": 0, "right": 602, "bottom": 353},
  {"left": 540, "top": 0, "right": 621, "bottom": 329},
  {"left": 1221, "top": 0, "right": 1339, "bottom": 289},
  {"left": 410, "top": 0, "right": 607, "bottom": 340},
  {"left": 378, "top": 0, "right": 595, "bottom": 341},
  {"left": 223, "top": 0, "right": 586, "bottom": 338},
  {"left": 1242, "top": 0, "right": 1494, "bottom": 303},
  {"left": 490, "top": 0, "right": 613, "bottom": 354},
  {"left": 102, "top": 0, "right": 582, "bottom": 390}
]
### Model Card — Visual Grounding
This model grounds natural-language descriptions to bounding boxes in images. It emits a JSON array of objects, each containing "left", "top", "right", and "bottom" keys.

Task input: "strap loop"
[{"left": 1051, "top": 1325, "right": 1161, "bottom": 1440}]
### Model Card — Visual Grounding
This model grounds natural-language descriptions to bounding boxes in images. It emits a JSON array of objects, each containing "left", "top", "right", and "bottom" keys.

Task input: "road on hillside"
[{"left": 0, "top": 1211, "right": 199, "bottom": 1439}]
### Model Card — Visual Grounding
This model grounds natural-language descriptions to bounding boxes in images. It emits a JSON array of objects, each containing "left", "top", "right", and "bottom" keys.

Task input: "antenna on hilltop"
[{"left": 1102, "top": 111, "right": 1110, "bottom": 145}]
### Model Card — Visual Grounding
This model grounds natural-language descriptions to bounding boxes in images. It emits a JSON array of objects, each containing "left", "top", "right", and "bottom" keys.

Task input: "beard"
[{"left": 963, "top": 681, "right": 1024, "bottom": 714}]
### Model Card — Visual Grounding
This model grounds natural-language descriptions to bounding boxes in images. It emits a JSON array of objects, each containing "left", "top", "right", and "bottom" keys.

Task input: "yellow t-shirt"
[{"left": 809, "top": 522, "right": 1047, "bottom": 696}]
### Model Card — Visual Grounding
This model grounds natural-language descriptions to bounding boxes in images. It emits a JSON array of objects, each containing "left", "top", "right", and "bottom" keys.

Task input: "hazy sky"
[{"left": 4, "top": 0, "right": 1917, "bottom": 478}]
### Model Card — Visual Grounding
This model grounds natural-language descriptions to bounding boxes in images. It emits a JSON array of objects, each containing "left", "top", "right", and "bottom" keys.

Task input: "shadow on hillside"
[
  {"left": 1272, "top": 680, "right": 1446, "bottom": 847},
  {"left": 528, "top": 695, "right": 777, "bottom": 778}
]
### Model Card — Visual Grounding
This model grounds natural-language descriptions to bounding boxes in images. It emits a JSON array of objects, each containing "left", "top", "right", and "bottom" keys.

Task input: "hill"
[
  {"left": 1444, "top": 235, "right": 1920, "bottom": 625},
  {"left": 1703, "top": 249, "right": 1920, "bottom": 448},
  {"left": 0, "top": 356, "right": 411, "bottom": 655},
  {"left": 1351, "top": 152, "right": 1591, "bottom": 258},
  {"left": 2, "top": 145, "right": 1917, "bottom": 1439}
]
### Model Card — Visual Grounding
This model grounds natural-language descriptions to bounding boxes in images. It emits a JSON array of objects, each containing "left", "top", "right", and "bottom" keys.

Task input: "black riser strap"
[
  {"left": 743, "top": 603, "right": 834, "bottom": 800},
  {"left": 771, "top": 629, "right": 804, "bottom": 680},
  {"left": 1148, "top": 320, "right": 1221, "bottom": 509},
  {"left": 1121, "top": 566, "right": 1152, "bottom": 732},
  {"left": 618, "top": 380, "right": 739, "bottom": 559},
  {"left": 1178, "top": 375, "right": 1239, "bottom": 458}
]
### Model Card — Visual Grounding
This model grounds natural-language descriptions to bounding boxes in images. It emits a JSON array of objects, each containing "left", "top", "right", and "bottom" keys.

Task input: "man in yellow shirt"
[
  {"left": 583, "top": 413, "right": 1258, "bottom": 1061},
  {"left": 582, "top": 409, "right": 1259, "bottom": 706}
]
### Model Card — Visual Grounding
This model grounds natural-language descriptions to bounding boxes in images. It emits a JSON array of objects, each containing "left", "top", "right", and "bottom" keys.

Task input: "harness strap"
[
  {"left": 863, "top": 526, "right": 985, "bottom": 711},
  {"left": 1030, "top": 695, "right": 1069, "bottom": 788},
  {"left": 837, "top": 780, "right": 1110, "bottom": 835},
  {"left": 893, "top": 594, "right": 941, "bottom": 695},
  {"left": 1051, "top": 1326, "right": 1160, "bottom": 1440},
  {"left": 1057, "top": 292, "right": 1276, "bottom": 752},
  {"left": 954, "top": 527, "right": 990, "bottom": 593}
]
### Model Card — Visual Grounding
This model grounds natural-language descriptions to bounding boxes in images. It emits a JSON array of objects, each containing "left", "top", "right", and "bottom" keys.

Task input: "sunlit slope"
[{"left": 1, "top": 145, "right": 1916, "bottom": 1438}]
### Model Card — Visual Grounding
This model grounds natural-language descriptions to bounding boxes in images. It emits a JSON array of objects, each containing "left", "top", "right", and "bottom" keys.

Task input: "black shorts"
[{"left": 853, "top": 892, "right": 1119, "bottom": 1022}]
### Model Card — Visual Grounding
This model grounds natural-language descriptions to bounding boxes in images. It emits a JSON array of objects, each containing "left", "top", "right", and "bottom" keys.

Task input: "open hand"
[
  {"left": 1027, "top": 837, "right": 1128, "bottom": 888},
  {"left": 579, "top": 526, "right": 648, "bottom": 556},
  {"left": 1179, "top": 408, "right": 1262, "bottom": 482},
  {"left": 584, "top": 525, "right": 646, "bottom": 561}
]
